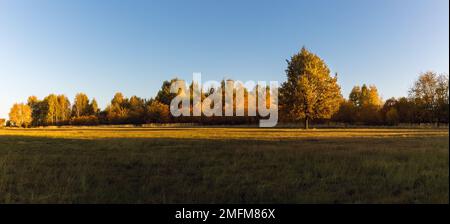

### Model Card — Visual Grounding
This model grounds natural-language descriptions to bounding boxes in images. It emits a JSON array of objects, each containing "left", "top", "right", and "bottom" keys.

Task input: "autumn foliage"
[{"left": 6, "top": 48, "right": 449, "bottom": 128}]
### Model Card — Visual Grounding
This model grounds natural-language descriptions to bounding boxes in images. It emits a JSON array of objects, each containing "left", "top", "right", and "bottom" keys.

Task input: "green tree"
[
  {"left": 155, "top": 79, "right": 180, "bottom": 106},
  {"left": 89, "top": 98, "right": 100, "bottom": 115},
  {"left": 28, "top": 94, "right": 72, "bottom": 126},
  {"left": 106, "top": 92, "right": 130, "bottom": 124},
  {"left": 128, "top": 95, "right": 145, "bottom": 124},
  {"left": 381, "top": 98, "right": 399, "bottom": 125},
  {"left": 27, "top": 96, "right": 44, "bottom": 126},
  {"left": 385, "top": 107, "right": 399, "bottom": 125},
  {"left": 280, "top": 47, "right": 342, "bottom": 129},
  {"left": 349, "top": 86, "right": 361, "bottom": 107},
  {"left": 396, "top": 97, "right": 415, "bottom": 123},
  {"left": 146, "top": 100, "right": 170, "bottom": 123},
  {"left": 111, "top": 92, "right": 126, "bottom": 106},
  {"left": 360, "top": 84, "right": 370, "bottom": 106},
  {"left": 435, "top": 74, "right": 449, "bottom": 124},
  {"left": 333, "top": 99, "right": 357, "bottom": 124}
]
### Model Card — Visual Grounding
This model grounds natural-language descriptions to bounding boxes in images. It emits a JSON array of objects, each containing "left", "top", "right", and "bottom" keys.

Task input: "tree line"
[
  {"left": 334, "top": 74, "right": 449, "bottom": 126},
  {"left": 4, "top": 47, "right": 449, "bottom": 128}
]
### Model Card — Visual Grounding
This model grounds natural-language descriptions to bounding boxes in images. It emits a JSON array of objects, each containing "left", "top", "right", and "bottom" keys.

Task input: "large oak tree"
[{"left": 280, "top": 47, "right": 342, "bottom": 129}]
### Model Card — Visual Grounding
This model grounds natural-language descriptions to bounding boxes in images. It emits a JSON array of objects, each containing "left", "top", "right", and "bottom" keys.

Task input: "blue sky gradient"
[{"left": 0, "top": 0, "right": 448, "bottom": 118}]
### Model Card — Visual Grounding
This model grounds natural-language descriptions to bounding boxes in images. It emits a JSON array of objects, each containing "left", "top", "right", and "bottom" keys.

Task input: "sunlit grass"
[
  {"left": 0, "top": 127, "right": 448, "bottom": 203},
  {"left": 0, "top": 127, "right": 447, "bottom": 140}
]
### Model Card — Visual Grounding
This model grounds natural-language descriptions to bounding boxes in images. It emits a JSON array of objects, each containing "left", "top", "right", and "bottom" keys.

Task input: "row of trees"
[
  {"left": 24, "top": 94, "right": 97, "bottom": 126},
  {"left": 278, "top": 47, "right": 448, "bottom": 127},
  {"left": 4, "top": 47, "right": 449, "bottom": 128},
  {"left": 6, "top": 93, "right": 171, "bottom": 127},
  {"left": 333, "top": 73, "right": 449, "bottom": 126}
]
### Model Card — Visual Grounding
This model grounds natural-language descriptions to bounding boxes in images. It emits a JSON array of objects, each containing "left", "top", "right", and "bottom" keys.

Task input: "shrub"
[{"left": 70, "top": 115, "right": 99, "bottom": 126}]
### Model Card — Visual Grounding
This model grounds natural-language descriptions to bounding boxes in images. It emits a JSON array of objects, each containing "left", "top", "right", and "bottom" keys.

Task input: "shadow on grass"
[{"left": 0, "top": 134, "right": 448, "bottom": 204}]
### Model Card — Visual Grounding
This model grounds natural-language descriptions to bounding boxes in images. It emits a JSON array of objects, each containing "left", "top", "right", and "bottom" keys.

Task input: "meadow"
[{"left": 0, "top": 127, "right": 448, "bottom": 203}]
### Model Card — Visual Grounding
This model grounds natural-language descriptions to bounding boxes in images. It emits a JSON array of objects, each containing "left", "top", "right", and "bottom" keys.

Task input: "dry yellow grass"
[{"left": 0, "top": 127, "right": 447, "bottom": 140}]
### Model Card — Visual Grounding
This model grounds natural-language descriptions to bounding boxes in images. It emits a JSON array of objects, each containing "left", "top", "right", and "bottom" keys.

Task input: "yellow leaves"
[
  {"left": 281, "top": 47, "right": 342, "bottom": 122},
  {"left": 350, "top": 84, "right": 382, "bottom": 108},
  {"left": 9, "top": 103, "right": 32, "bottom": 127}
]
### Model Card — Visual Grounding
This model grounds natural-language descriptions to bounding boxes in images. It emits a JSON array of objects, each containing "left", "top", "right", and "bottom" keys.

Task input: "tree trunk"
[{"left": 304, "top": 117, "right": 309, "bottom": 129}]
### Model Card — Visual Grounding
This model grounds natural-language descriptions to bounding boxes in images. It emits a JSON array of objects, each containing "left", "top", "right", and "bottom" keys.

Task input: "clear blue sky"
[{"left": 0, "top": 0, "right": 448, "bottom": 118}]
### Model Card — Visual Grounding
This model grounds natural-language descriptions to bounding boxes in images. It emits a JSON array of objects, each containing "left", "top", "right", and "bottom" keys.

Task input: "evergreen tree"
[{"left": 89, "top": 98, "right": 100, "bottom": 115}]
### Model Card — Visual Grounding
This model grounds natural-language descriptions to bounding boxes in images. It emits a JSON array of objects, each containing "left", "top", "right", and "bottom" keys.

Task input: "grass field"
[{"left": 0, "top": 127, "right": 448, "bottom": 203}]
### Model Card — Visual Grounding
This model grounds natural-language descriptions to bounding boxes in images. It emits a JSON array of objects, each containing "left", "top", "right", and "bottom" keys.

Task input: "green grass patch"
[{"left": 0, "top": 128, "right": 448, "bottom": 203}]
